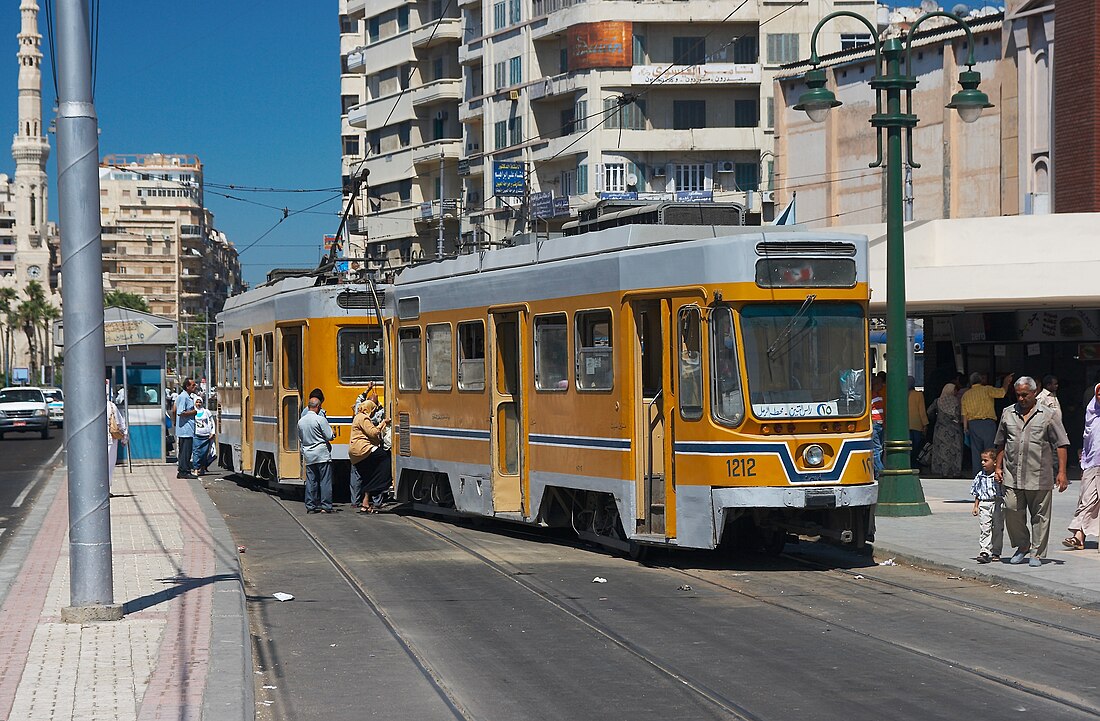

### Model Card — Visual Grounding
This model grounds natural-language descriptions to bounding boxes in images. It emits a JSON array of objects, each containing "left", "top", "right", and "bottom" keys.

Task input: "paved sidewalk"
[
  {"left": 873, "top": 476, "right": 1100, "bottom": 608},
  {"left": 0, "top": 461, "right": 252, "bottom": 721}
]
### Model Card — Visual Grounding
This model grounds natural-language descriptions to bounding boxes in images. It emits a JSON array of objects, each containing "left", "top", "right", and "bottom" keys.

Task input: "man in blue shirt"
[
  {"left": 297, "top": 396, "right": 336, "bottom": 513},
  {"left": 175, "top": 378, "right": 199, "bottom": 479}
]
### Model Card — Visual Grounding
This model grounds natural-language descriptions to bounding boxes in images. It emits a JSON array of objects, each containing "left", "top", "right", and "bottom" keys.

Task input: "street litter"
[
  {"left": 1004, "top": 590, "right": 1025, "bottom": 595},
  {"left": 853, "top": 574, "right": 865, "bottom": 579},
  {"left": 947, "top": 576, "right": 961, "bottom": 580},
  {"left": 262, "top": 685, "right": 278, "bottom": 690},
  {"left": 237, "top": 546, "right": 246, "bottom": 553},
  {"left": 272, "top": 592, "right": 294, "bottom": 602},
  {"left": 878, "top": 558, "right": 897, "bottom": 566},
  {"left": 678, "top": 584, "right": 693, "bottom": 591},
  {"left": 592, "top": 576, "right": 608, "bottom": 583},
  {"left": 330, "top": 644, "right": 337, "bottom": 647}
]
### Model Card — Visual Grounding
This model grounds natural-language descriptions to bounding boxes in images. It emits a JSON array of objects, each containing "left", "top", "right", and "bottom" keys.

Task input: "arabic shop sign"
[
  {"left": 493, "top": 161, "right": 527, "bottom": 197},
  {"left": 567, "top": 22, "right": 632, "bottom": 70}
]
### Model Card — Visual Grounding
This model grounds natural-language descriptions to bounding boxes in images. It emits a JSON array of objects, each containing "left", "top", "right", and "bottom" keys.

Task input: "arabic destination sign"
[
  {"left": 567, "top": 22, "right": 632, "bottom": 70},
  {"left": 493, "top": 161, "right": 527, "bottom": 197},
  {"left": 630, "top": 63, "right": 761, "bottom": 85},
  {"left": 104, "top": 319, "right": 160, "bottom": 347}
]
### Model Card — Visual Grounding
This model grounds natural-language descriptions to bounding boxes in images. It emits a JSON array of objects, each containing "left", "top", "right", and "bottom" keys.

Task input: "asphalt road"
[
  {"left": 0, "top": 432, "right": 63, "bottom": 555},
  {"left": 205, "top": 475, "right": 1100, "bottom": 721}
]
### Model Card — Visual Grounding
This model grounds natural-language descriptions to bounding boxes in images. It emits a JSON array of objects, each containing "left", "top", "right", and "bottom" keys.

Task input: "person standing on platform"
[
  {"left": 908, "top": 376, "right": 928, "bottom": 467},
  {"left": 175, "top": 378, "right": 198, "bottom": 480},
  {"left": 1064, "top": 382, "right": 1100, "bottom": 551},
  {"left": 107, "top": 397, "right": 128, "bottom": 487},
  {"left": 926, "top": 382, "right": 964, "bottom": 478},
  {"left": 971, "top": 448, "right": 1003, "bottom": 563},
  {"left": 192, "top": 396, "right": 215, "bottom": 476},
  {"left": 297, "top": 396, "right": 336, "bottom": 514},
  {"left": 995, "top": 376, "right": 1070, "bottom": 567},
  {"left": 870, "top": 375, "right": 885, "bottom": 480},
  {"left": 963, "top": 371, "right": 1014, "bottom": 474}
]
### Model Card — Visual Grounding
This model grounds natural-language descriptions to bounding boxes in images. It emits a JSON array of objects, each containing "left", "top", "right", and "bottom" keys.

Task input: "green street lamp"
[{"left": 794, "top": 11, "right": 992, "bottom": 517}]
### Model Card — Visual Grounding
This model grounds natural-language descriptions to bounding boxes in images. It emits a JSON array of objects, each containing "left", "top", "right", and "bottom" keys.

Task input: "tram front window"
[{"left": 741, "top": 301, "right": 866, "bottom": 419}]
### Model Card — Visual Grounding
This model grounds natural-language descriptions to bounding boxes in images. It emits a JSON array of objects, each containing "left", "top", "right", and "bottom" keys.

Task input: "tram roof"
[{"left": 219, "top": 275, "right": 385, "bottom": 334}]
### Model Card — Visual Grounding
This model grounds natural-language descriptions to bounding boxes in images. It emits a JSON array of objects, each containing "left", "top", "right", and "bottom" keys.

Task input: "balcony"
[
  {"left": 352, "top": 207, "right": 419, "bottom": 244},
  {"left": 532, "top": 1, "right": 759, "bottom": 40},
  {"left": 603, "top": 126, "right": 759, "bottom": 152},
  {"left": 346, "top": 32, "right": 415, "bottom": 75},
  {"left": 411, "top": 17, "right": 462, "bottom": 49},
  {"left": 348, "top": 91, "right": 415, "bottom": 129},
  {"left": 531, "top": 133, "right": 588, "bottom": 163},
  {"left": 346, "top": 0, "right": 409, "bottom": 20},
  {"left": 529, "top": 72, "right": 579, "bottom": 102},
  {"left": 412, "top": 139, "right": 463, "bottom": 169},
  {"left": 631, "top": 63, "right": 761, "bottom": 86},
  {"left": 459, "top": 98, "right": 484, "bottom": 123},
  {"left": 360, "top": 147, "right": 415, "bottom": 187},
  {"left": 410, "top": 78, "right": 463, "bottom": 109},
  {"left": 459, "top": 37, "right": 483, "bottom": 65}
]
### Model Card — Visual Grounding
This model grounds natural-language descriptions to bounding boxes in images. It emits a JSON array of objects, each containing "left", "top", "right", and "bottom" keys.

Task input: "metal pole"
[
  {"left": 904, "top": 163, "right": 914, "bottom": 221},
  {"left": 436, "top": 151, "right": 445, "bottom": 259},
  {"left": 878, "top": 38, "right": 930, "bottom": 516},
  {"left": 56, "top": 0, "right": 120, "bottom": 621},
  {"left": 121, "top": 347, "right": 132, "bottom": 473}
]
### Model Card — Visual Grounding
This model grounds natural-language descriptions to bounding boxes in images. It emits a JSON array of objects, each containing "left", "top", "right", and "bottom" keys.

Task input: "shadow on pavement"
[{"left": 124, "top": 572, "right": 240, "bottom": 614}]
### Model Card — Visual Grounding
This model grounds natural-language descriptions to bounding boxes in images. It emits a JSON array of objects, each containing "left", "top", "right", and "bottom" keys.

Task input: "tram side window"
[
  {"left": 263, "top": 333, "right": 274, "bottom": 387},
  {"left": 575, "top": 309, "right": 612, "bottom": 391},
  {"left": 711, "top": 307, "right": 745, "bottom": 425},
  {"left": 458, "top": 321, "right": 485, "bottom": 391},
  {"left": 398, "top": 327, "right": 422, "bottom": 391},
  {"left": 338, "top": 327, "right": 384, "bottom": 383},
  {"left": 678, "top": 306, "right": 703, "bottom": 420},
  {"left": 426, "top": 324, "right": 453, "bottom": 391},
  {"left": 282, "top": 332, "right": 301, "bottom": 390},
  {"left": 216, "top": 343, "right": 225, "bottom": 390},
  {"left": 534, "top": 313, "right": 569, "bottom": 391},
  {"left": 253, "top": 335, "right": 264, "bottom": 389},
  {"left": 233, "top": 340, "right": 241, "bottom": 387}
]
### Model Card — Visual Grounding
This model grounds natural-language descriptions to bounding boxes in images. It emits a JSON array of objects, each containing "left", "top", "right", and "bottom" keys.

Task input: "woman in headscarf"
[
  {"left": 926, "top": 382, "right": 963, "bottom": 478},
  {"left": 1064, "top": 382, "right": 1100, "bottom": 550},
  {"left": 349, "top": 399, "right": 391, "bottom": 513}
]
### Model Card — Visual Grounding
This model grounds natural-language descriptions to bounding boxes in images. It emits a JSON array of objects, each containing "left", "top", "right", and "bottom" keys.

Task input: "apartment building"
[
  {"left": 99, "top": 154, "right": 245, "bottom": 324},
  {"left": 341, "top": 0, "right": 875, "bottom": 270}
]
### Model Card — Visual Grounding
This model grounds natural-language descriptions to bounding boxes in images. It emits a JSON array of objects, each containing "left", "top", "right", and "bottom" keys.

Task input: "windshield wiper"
[{"left": 766, "top": 294, "right": 817, "bottom": 359}]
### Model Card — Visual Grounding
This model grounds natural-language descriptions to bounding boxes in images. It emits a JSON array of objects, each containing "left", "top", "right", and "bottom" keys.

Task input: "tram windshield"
[{"left": 739, "top": 301, "right": 866, "bottom": 419}]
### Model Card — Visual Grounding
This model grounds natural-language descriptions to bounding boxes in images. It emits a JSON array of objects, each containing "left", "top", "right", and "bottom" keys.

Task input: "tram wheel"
[
  {"left": 761, "top": 530, "right": 790, "bottom": 556},
  {"left": 627, "top": 541, "right": 650, "bottom": 562}
]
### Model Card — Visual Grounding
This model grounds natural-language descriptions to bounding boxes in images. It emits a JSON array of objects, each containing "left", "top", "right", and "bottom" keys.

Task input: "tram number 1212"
[{"left": 726, "top": 458, "right": 757, "bottom": 478}]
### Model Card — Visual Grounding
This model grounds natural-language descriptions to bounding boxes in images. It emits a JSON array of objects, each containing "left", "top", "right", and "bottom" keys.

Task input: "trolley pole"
[{"left": 56, "top": 0, "right": 121, "bottom": 622}]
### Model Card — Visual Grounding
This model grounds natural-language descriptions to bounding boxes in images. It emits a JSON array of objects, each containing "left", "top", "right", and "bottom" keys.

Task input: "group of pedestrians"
[
  {"left": 172, "top": 377, "right": 215, "bottom": 479},
  {"left": 964, "top": 374, "right": 1100, "bottom": 567},
  {"left": 296, "top": 384, "right": 393, "bottom": 515}
]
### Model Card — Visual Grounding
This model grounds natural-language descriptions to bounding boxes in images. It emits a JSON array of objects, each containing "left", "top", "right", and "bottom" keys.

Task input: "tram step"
[{"left": 648, "top": 503, "right": 665, "bottom": 515}]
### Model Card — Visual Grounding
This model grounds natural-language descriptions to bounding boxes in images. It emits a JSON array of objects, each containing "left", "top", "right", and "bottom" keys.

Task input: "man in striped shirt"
[{"left": 962, "top": 371, "right": 1014, "bottom": 474}]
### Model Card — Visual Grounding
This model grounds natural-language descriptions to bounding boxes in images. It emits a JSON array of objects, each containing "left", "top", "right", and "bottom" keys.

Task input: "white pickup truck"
[{"left": 0, "top": 386, "right": 50, "bottom": 439}]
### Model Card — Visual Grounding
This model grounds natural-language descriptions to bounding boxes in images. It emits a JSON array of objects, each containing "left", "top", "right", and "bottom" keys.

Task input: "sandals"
[
  {"left": 1062, "top": 536, "right": 1085, "bottom": 550},
  {"left": 357, "top": 505, "right": 377, "bottom": 514}
]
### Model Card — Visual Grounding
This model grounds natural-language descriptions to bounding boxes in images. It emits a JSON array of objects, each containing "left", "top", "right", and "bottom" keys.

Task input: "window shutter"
[
  {"left": 595, "top": 163, "right": 605, "bottom": 193},
  {"left": 577, "top": 164, "right": 588, "bottom": 195},
  {"left": 703, "top": 163, "right": 714, "bottom": 191},
  {"left": 633, "top": 163, "right": 646, "bottom": 192}
]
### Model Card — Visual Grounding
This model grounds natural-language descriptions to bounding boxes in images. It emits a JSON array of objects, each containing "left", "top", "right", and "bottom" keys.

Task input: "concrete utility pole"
[{"left": 56, "top": 0, "right": 121, "bottom": 622}]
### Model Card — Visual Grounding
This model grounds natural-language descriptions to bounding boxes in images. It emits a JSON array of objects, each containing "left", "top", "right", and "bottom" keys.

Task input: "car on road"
[
  {"left": 0, "top": 386, "right": 50, "bottom": 439},
  {"left": 42, "top": 387, "right": 64, "bottom": 428}
]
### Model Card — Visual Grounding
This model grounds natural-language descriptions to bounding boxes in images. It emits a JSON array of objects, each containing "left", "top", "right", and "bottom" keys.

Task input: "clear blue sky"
[{"left": 0, "top": 0, "right": 341, "bottom": 288}]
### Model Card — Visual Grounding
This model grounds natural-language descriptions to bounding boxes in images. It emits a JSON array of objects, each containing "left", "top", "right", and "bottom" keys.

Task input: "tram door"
[
  {"left": 241, "top": 332, "right": 253, "bottom": 473},
  {"left": 489, "top": 310, "right": 525, "bottom": 513},
  {"left": 277, "top": 324, "right": 304, "bottom": 480}
]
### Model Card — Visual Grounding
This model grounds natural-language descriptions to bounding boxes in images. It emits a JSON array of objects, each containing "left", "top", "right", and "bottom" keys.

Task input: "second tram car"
[
  {"left": 386, "top": 225, "right": 877, "bottom": 552},
  {"left": 216, "top": 276, "right": 385, "bottom": 485}
]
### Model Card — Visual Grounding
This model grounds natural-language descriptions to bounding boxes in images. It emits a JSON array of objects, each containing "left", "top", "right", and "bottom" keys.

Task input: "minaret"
[{"left": 12, "top": 0, "right": 51, "bottom": 285}]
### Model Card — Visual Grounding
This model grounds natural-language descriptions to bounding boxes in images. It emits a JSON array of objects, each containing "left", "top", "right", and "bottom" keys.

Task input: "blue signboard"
[
  {"left": 493, "top": 161, "right": 527, "bottom": 197},
  {"left": 674, "top": 190, "right": 714, "bottom": 203},
  {"left": 530, "top": 191, "right": 554, "bottom": 219},
  {"left": 598, "top": 191, "right": 638, "bottom": 201},
  {"left": 553, "top": 195, "right": 570, "bottom": 217}
]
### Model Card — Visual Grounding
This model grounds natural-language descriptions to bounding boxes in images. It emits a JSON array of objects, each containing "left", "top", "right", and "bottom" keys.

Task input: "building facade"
[
  {"left": 340, "top": 0, "right": 875, "bottom": 271},
  {"left": 98, "top": 154, "right": 245, "bottom": 325}
]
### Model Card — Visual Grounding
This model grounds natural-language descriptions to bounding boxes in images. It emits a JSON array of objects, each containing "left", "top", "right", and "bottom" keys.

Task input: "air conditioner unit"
[
  {"left": 761, "top": 191, "right": 776, "bottom": 204},
  {"left": 717, "top": 160, "right": 736, "bottom": 174},
  {"left": 508, "top": 89, "right": 520, "bottom": 101},
  {"left": 651, "top": 166, "right": 666, "bottom": 178}
]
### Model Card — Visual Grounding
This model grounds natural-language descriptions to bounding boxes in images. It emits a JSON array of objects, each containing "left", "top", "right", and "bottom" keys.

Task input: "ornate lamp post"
[{"left": 793, "top": 12, "right": 992, "bottom": 517}]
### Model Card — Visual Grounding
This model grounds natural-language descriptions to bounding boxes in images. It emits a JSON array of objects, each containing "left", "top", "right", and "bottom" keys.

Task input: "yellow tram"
[
  {"left": 387, "top": 225, "right": 876, "bottom": 552},
  {"left": 215, "top": 276, "right": 384, "bottom": 484}
]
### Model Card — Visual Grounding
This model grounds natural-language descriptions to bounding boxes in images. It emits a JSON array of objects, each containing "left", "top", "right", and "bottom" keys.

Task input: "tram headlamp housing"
[{"left": 803, "top": 444, "right": 825, "bottom": 468}]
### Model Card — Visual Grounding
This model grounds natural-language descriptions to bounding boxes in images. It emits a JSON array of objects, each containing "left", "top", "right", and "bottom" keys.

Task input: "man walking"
[
  {"left": 962, "top": 371, "right": 1013, "bottom": 474},
  {"left": 995, "top": 376, "right": 1070, "bottom": 567},
  {"left": 297, "top": 396, "right": 336, "bottom": 514},
  {"left": 175, "top": 377, "right": 199, "bottom": 479}
]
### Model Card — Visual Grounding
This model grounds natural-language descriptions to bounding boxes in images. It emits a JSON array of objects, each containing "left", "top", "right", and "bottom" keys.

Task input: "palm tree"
[
  {"left": 0, "top": 287, "right": 18, "bottom": 384},
  {"left": 17, "top": 300, "right": 39, "bottom": 381},
  {"left": 39, "top": 303, "right": 60, "bottom": 381}
]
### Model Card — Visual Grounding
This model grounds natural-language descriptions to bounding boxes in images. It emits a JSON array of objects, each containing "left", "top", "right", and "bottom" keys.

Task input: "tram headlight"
[{"left": 803, "top": 444, "right": 825, "bottom": 468}]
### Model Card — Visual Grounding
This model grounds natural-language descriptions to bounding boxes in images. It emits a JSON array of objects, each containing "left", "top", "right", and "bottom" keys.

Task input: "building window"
[
  {"left": 398, "top": 327, "right": 422, "bottom": 391},
  {"left": 339, "top": 14, "right": 356, "bottom": 34},
  {"left": 840, "top": 33, "right": 873, "bottom": 51},
  {"left": 534, "top": 314, "right": 568, "bottom": 391},
  {"left": 673, "top": 36, "right": 706, "bottom": 65},
  {"left": 368, "top": 129, "right": 381, "bottom": 154},
  {"left": 342, "top": 135, "right": 360, "bottom": 156},
  {"left": 430, "top": 0, "right": 444, "bottom": 20},
  {"left": 398, "top": 179, "right": 412, "bottom": 202},
  {"left": 604, "top": 97, "right": 645, "bottom": 130},
  {"left": 766, "top": 96, "right": 774, "bottom": 128},
  {"left": 560, "top": 169, "right": 575, "bottom": 196},
  {"left": 560, "top": 107, "right": 575, "bottom": 137},
  {"left": 508, "top": 0, "right": 521, "bottom": 24},
  {"left": 575, "top": 309, "right": 612, "bottom": 391},
  {"left": 341, "top": 94, "right": 359, "bottom": 114},
  {"left": 559, "top": 48, "right": 568, "bottom": 73},
  {"left": 574, "top": 99, "right": 588, "bottom": 131},
  {"left": 368, "top": 16, "right": 380, "bottom": 43},
  {"left": 766, "top": 33, "right": 799, "bottom": 65},
  {"left": 675, "top": 164, "right": 706, "bottom": 192},
  {"left": 735, "top": 163, "right": 759, "bottom": 191},
  {"left": 397, "top": 6, "right": 409, "bottom": 32},
  {"left": 493, "top": 61, "right": 507, "bottom": 89},
  {"left": 398, "top": 122, "right": 411, "bottom": 146},
  {"left": 673, "top": 100, "right": 706, "bottom": 130},
  {"left": 633, "top": 33, "right": 647, "bottom": 64},
  {"left": 432, "top": 56, "right": 445, "bottom": 81},
  {"left": 734, "top": 99, "right": 758, "bottom": 127},
  {"left": 493, "top": 1, "right": 506, "bottom": 29},
  {"left": 426, "top": 324, "right": 453, "bottom": 391},
  {"left": 733, "top": 36, "right": 758, "bottom": 64},
  {"left": 495, "top": 120, "right": 508, "bottom": 149},
  {"left": 508, "top": 116, "right": 523, "bottom": 145},
  {"left": 577, "top": 164, "right": 588, "bottom": 194},
  {"left": 457, "top": 321, "right": 485, "bottom": 391},
  {"left": 603, "top": 163, "right": 626, "bottom": 192},
  {"left": 508, "top": 56, "right": 522, "bottom": 86}
]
